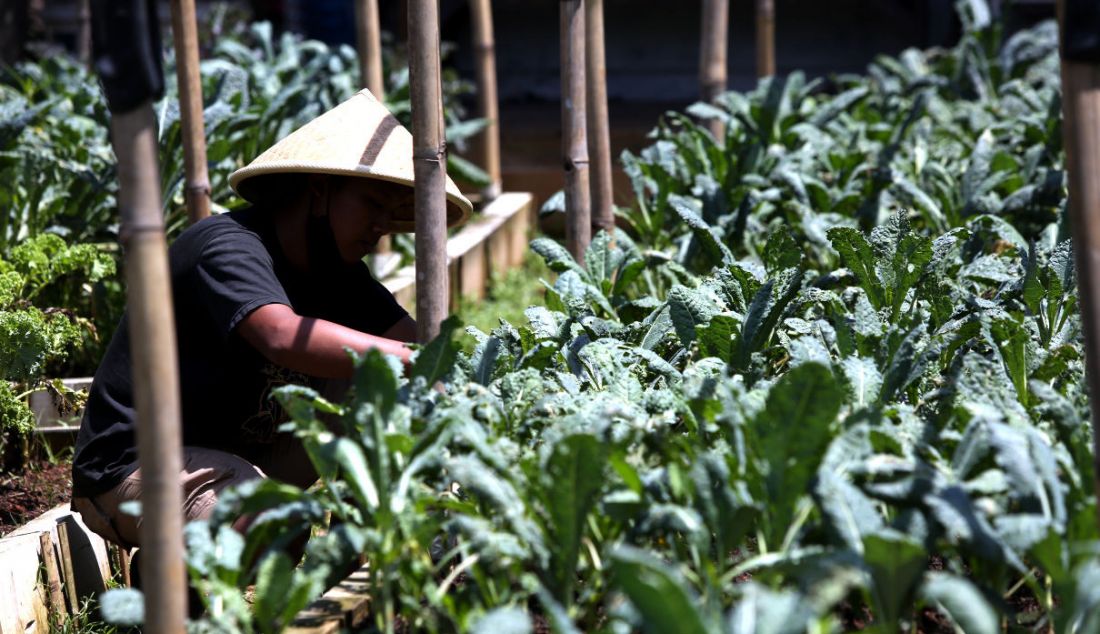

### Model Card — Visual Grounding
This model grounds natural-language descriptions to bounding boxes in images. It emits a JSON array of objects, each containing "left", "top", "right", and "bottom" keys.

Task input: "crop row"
[{"left": 101, "top": 5, "right": 1097, "bottom": 633}]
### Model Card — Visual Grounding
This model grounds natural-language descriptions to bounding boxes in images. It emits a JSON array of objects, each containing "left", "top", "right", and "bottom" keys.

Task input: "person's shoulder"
[{"left": 173, "top": 207, "right": 269, "bottom": 254}]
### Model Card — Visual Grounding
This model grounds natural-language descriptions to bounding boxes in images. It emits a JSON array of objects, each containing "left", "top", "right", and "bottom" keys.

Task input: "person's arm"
[
  {"left": 237, "top": 303, "right": 412, "bottom": 378},
  {"left": 382, "top": 314, "right": 418, "bottom": 343}
]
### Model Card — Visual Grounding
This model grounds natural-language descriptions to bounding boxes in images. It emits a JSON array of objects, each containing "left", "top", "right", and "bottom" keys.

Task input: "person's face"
[{"left": 319, "top": 177, "right": 412, "bottom": 264}]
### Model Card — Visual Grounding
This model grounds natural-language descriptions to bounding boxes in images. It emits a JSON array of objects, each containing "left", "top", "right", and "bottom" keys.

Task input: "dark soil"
[{"left": 0, "top": 458, "right": 72, "bottom": 536}]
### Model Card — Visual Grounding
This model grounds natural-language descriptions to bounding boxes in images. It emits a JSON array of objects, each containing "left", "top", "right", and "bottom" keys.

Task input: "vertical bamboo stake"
[
  {"left": 755, "top": 0, "right": 775, "bottom": 78},
  {"left": 112, "top": 104, "right": 187, "bottom": 633},
  {"left": 55, "top": 522, "right": 79, "bottom": 612},
  {"left": 1058, "top": 0, "right": 1100, "bottom": 529},
  {"left": 78, "top": 0, "right": 92, "bottom": 66},
  {"left": 699, "top": 0, "right": 729, "bottom": 140},
  {"left": 409, "top": 0, "right": 449, "bottom": 342},
  {"left": 119, "top": 547, "right": 132, "bottom": 587},
  {"left": 470, "top": 0, "right": 502, "bottom": 200},
  {"left": 39, "top": 532, "right": 66, "bottom": 620},
  {"left": 169, "top": 0, "right": 211, "bottom": 223},
  {"left": 586, "top": 0, "right": 614, "bottom": 236},
  {"left": 356, "top": 0, "right": 395, "bottom": 267},
  {"left": 355, "top": 0, "right": 385, "bottom": 97},
  {"left": 561, "top": 0, "right": 591, "bottom": 260}
]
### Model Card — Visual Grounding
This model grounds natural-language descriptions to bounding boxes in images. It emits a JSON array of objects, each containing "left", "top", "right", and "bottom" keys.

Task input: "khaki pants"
[
  {"left": 72, "top": 433, "right": 319, "bottom": 549},
  {"left": 73, "top": 380, "right": 349, "bottom": 549}
]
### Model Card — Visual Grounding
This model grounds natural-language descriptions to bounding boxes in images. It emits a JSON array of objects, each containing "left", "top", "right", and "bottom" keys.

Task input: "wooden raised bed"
[
  {"left": 0, "top": 505, "right": 114, "bottom": 633},
  {"left": 384, "top": 192, "right": 535, "bottom": 309}
]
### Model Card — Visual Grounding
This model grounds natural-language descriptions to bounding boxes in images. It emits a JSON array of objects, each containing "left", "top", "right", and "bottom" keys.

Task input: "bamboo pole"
[
  {"left": 39, "top": 532, "right": 66, "bottom": 620},
  {"left": 699, "top": 0, "right": 729, "bottom": 140},
  {"left": 119, "top": 546, "right": 132, "bottom": 587},
  {"left": 55, "top": 522, "right": 79, "bottom": 612},
  {"left": 1058, "top": 0, "right": 1100, "bottom": 529},
  {"left": 408, "top": 0, "right": 449, "bottom": 342},
  {"left": 112, "top": 104, "right": 187, "bottom": 633},
  {"left": 356, "top": 0, "right": 395, "bottom": 268},
  {"left": 169, "top": 0, "right": 211, "bottom": 223},
  {"left": 78, "top": 0, "right": 92, "bottom": 66},
  {"left": 355, "top": 0, "right": 385, "bottom": 97},
  {"left": 470, "top": 0, "right": 502, "bottom": 200},
  {"left": 586, "top": 0, "right": 614, "bottom": 236},
  {"left": 561, "top": 0, "right": 591, "bottom": 260},
  {"left": 755, "top": 0, "right": 775, "bottom": 78}
]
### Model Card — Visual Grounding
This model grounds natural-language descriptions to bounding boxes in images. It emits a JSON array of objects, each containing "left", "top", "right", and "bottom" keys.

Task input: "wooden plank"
[
  {"left": 39, "top": 532, "right": 65, "bottom": 621},
  {"left": 0, "top": 506, "right": 112, "bottom": 634},
  {"left": 384, "top": 193, "right": 533, "bottom": 310},
  {"left": 458, "top": 241, "right": 487, "bottom": 301},
  {"left": 27, "top": 377, "right": 93, "bottom": 429},
  {"left": 286, "top": 565, "right": 372, "bottom": 634}
]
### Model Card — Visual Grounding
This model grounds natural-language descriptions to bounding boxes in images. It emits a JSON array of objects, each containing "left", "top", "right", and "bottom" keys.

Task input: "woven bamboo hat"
[{"left": 229, "top": 88, "right": 473, "bottom": 232}]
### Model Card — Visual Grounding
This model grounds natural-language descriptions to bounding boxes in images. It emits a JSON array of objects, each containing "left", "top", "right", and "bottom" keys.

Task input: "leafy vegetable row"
[{"left": 106, "top": 4, "right": 1099, "bottom": 633}]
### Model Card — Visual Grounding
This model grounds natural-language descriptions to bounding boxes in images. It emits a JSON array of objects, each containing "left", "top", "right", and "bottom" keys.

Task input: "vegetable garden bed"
[{"left": 127, "top": 8, "right": 1100, "bottom": 633}]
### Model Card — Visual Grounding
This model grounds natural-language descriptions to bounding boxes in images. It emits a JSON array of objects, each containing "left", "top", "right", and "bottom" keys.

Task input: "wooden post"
[
  {"left": 408, "top": 0, "right": 449, "bottom": 342},
  {"left": 39, "top": 532, "right": 66, "bottom": 620},
  {"left": 699, "top": 0, "right": 729, "bottom": 140},
  {"left": 355, "top": 0, "right": 385, "bottom": 97},
  {"left": 755, "top": 0, "right": 775, "bottom": 78},
  {"left": 356, "top": 0, "right": 397, "bottom": 271},
  {"left": 470, "top": 0, "right": 502, "bottom": 200},
  {"left": 586, "top": 0, "right": 614, "bottom": 236},
  {"left": 1058, "top": 0, "right": 1100, "bottom": 529},
  {"left": 561, "top": 0, "right": 591, "bottom": 260},
  {"left": 119, "top": 546, "right": 132, "bottom": 587},
  {"left": 78, "top": 0, "right": 92, "bottom": 66},
  {"left": 169, "top": 0, "right": 211, "bottom": 223},
  {"left": 112, "top": 104, "right": 188, "bottom": 633}
]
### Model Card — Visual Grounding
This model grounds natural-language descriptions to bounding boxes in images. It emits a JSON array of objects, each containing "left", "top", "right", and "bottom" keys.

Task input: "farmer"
[{"left": 70, "top": 89, "right": 472, "bottom": 549}]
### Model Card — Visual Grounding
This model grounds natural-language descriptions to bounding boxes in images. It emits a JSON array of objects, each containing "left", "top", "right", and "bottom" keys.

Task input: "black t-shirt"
[{"left": 71, "top": 207, "right": 408, "bottom": 497}]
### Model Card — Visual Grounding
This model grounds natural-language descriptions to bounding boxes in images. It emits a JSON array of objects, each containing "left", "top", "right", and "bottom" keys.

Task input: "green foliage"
[
  {"left": 1, "top": 21, "right": 486, "bottom": 263},
  {"left": 0, "top": 234, "right": 113, "bottom": 436},
  {"left": 167, "top": 3, "right": 1100, "bottom": 632}
]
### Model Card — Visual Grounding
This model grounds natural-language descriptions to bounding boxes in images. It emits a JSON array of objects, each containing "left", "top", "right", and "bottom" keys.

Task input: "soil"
[{"left": 0, "top": 458, "right": 72, "bottom": 536}]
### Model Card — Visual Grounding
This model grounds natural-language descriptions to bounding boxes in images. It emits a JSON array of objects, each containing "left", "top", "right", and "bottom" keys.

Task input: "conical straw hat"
[{"left": 229, "top": 88, "right": 473, "bottom": 232}]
